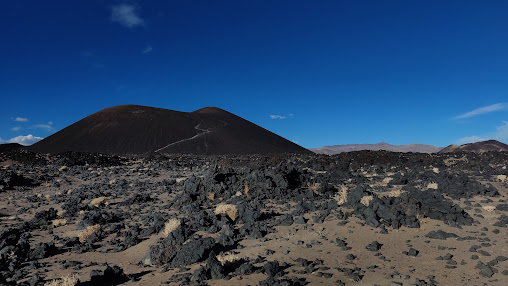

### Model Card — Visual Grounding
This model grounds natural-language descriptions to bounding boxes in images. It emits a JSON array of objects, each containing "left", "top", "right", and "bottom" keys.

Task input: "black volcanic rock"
[
  {"left": 30, "top": 105, "right": 311, "bottom": 155},
  {"left": 0, "top": 143, "right": 23, "bottom": 153},
  {"left": 89, "top": 265, "right": 130, "bottom": 285}
]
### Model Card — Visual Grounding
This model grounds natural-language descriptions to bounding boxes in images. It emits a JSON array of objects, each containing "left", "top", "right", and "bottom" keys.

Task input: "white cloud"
[
  {"left": 454, "top": 103, "right": 507, "bottom": 120},
  {"left": 456, "top": 121, "right": 508, "bottom": 144},
  {"left": 0, "top": 134, "right": 43, "bottom": 146},
  {"left": 48, "top": 122, "right": 53, "bottom": 125},
  {"left": 270, "top": 115, "right": 286, "bottom": 119},
  {"left": 11, "top": 126, "right": 21, "bottom": 131},
  {"left": 111, "top": 4, "right": 144, "bottom": 28},
  {"left": 142, "top": 45, "right": 153, "bottom": 54},
  {"left": 14, "top": 117, "right": 28, "bottom": 122},
  {"left": 493, "top": 121, "right": 508, "bottom": 140}
]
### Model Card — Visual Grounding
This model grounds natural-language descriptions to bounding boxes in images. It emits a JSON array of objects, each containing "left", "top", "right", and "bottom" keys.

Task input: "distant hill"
[
  {"left": 30, "top": 105, "right": 311, "bottom": 156},
  {"left": 439, "top": 140, "right": 508, "bottom": 153},
  {"left": 311, "top": 143, "right": 443, "bottom": 155},
  {"left": 0, "top": 143, "right": 24, "bottom": 153}
]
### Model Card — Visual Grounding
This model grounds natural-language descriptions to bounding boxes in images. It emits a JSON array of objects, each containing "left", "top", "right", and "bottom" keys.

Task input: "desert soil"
[{"left": 1, "top": 150, "right": 507, "bottom": 285}]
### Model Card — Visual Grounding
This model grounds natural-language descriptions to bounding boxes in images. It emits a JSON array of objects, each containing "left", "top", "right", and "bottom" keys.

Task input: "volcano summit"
[{"left": 30, "top": 105, "right": 310, "bottom": 155}]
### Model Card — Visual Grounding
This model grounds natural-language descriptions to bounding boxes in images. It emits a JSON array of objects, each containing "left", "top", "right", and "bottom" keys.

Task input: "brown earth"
[{"left": 0, "top": 151, "right": 507, "bottom": 286}]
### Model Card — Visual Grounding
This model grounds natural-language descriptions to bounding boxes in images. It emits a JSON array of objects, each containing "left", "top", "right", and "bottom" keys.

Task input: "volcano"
[
  {"left": 439, "top": 140, "right": 508, "bottom": 153},
  {"left": 29, "top": 105, "right": 310, "bottom": 155}
]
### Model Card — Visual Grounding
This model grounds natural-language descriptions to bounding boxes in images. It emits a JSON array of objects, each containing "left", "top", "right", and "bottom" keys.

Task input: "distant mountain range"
[
  {"left": 311, "top": 140, "right": 508, "bottom": 155},
  {"left": 29, "top": 105, "right": 311, "bottom": 155},
  {"left": 439, "top": 140, "right": 508, "bottom": 153},
  {"left": 311, "top": 143, "right": 443, "bottom": 155}
]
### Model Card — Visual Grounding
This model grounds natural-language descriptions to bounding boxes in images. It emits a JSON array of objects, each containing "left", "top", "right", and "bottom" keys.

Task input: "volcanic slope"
[
  {"left": 30, "top": 105, "right": 310, "bottom": 155},
  {"left": 439, "top": 140, "right": 508, "bottom": 153}
]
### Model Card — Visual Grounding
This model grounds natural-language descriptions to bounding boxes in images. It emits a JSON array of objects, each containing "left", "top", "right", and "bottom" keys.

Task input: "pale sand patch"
[
  {"left": 52, "top": 219, "right": 67, "bottom": 227},
  {"left": 215, "top": 204, "right": 238, "bottom": 221},
  {"left": 162, "top": 218, "right": 181, "bottom": 236},
  {"left": 90, "top": 197, "right": 109, "bottom": 207},
  {"left": 427, "top": 183, "right": 438, "bottom": 190},
  {"left": 78, "top": 225, "right": 100, "bottom": 243},
  {"left": 360, "top": 195, "right": 374, "bottom": 207},
  {"left": 382, "top": 177, "right": 393, "bottom": 185},
  {"left": 334, "top": 185, "right": 348, "bottom": 205},
  {"left": 216, "top": 252, "right": 242, "bottom": 266},
  {"left": 306, "top": 182, "right": 321, "bottom": 194},
  {"left": 383, "top": 189, "right": 405, "bottom": 198},
  {"left": 44, "top": 274, "right": 79, "bottom": 286}
]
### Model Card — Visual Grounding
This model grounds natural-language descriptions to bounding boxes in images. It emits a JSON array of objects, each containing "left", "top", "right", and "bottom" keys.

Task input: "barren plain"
[{"left": 1, "top": 150, "right": 507, "bottom": 285}]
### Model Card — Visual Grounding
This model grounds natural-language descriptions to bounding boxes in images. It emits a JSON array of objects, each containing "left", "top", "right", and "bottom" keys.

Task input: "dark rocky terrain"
[
  {"left": 0, "top": 144, "right": 23, "bottom": 153},
  {"left": 440, "top": 140, "right": 508, "bottom": 153},
  {"left": 0, "top": 149, "right": 507, "bottom": 285},
  {"left": 30, "top": 105, "right": 311, "bottom": 156},
  {"left": 312, "top": 143, "right": 443, "bottom": 154}
]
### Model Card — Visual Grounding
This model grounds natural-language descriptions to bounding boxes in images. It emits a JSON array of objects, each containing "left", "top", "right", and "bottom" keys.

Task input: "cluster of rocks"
[{"left": 0, "top": 149, "right": 507, "bottom": 284}]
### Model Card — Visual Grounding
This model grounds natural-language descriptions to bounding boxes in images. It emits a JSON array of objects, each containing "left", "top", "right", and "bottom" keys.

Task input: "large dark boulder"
[
  {"left": 143, "top": 225, "right": 186, "bottom": 266},
  {"left": 170, "top": 236, "right": 215, "bottom": 267}
]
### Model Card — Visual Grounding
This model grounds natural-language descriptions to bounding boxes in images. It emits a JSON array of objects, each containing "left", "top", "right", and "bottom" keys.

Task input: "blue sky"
[{"left": 1, "top": 1, "right": 507, "bottom": 148}]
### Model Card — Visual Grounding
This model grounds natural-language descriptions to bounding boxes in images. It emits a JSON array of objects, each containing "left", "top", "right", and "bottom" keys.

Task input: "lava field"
[{"left": 1, "top": 150, "right": 507, "bottom": 285}]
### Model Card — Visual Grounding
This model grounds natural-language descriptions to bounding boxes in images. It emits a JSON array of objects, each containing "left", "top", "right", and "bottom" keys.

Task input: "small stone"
[
  {"left": 480, "top": 267, "right": 494, "bottom": 277},
  {"left": 346, "top": 254, "right": 356, "bottom": 260},
  {"left": 366, "top": 241, "right": 383, "bottom": 251}
]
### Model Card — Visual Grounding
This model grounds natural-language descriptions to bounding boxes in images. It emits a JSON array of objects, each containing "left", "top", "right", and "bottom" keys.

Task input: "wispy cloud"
[
  {"left": 111, "top": 4, "right": 144, "bottom": 28},
  {"left": 82, "top": 51, "right": 105, "bottom": 68},
  {"left": 0, "top": 134, "right": 43, "bottom": 146},
  {"left": 11, "top": 126, "right": 21, "bottom": 131},
  {"left": 14, "top": 117, "right": 28, "bottom": 122},
  {"left": 31, "top": 124, "right": 55, "bottom": 132},
  {"left": 82, "top": 51, "right": 96, "bottom": 58},
  {"left": 456, "top": 136, "right": 487, "bottom": 145},
  {"left": 142, "top": 45, "right": 153, "bottom": 54},
  {"left": 454, "top": 103, "right": 507, "bottom": 120},
  {"left": 456, "top": 121, "right": 508, "bottom": 144},
  {"left": 270, "top": 113, "right": 294, "bottom": 120}
]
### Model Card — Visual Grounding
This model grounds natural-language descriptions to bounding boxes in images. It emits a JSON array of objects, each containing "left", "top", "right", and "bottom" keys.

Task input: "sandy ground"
[{"left": 1, "top": 154, "right": 507, "bottom": 286}]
